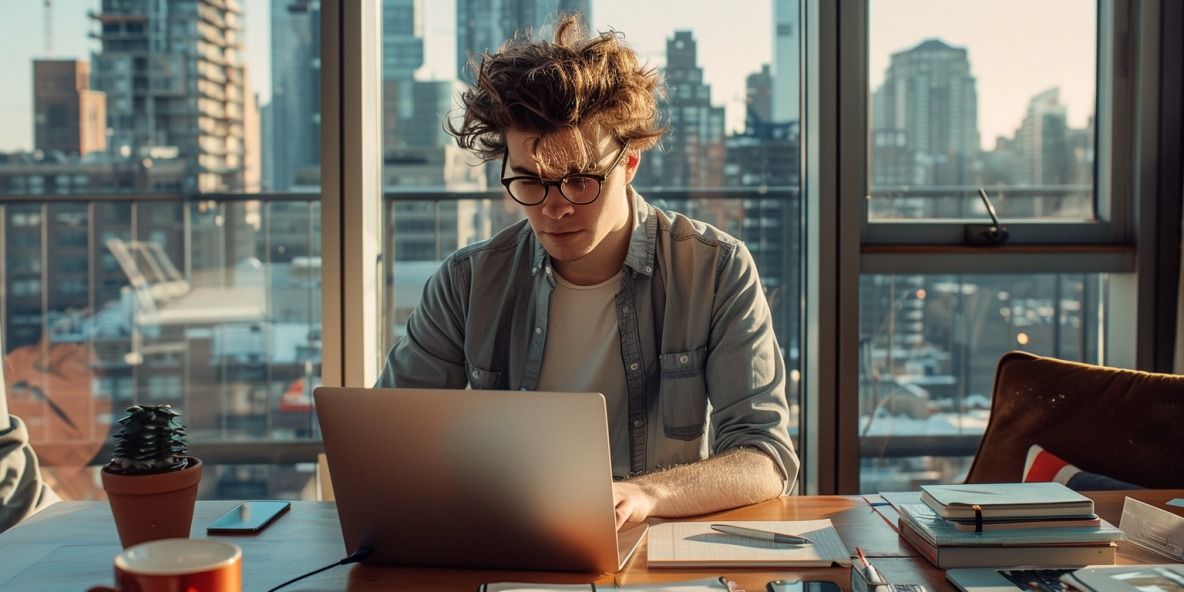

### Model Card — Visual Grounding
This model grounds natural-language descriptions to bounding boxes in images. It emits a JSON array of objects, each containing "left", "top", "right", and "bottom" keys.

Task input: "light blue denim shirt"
[{"left": 377, "top": 188, "right": 799, "bottom": 492}]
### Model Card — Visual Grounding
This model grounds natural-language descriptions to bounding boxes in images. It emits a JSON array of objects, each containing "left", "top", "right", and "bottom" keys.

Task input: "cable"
[{"left": 267, "top": 545, "right": 374, "bottom": 592}]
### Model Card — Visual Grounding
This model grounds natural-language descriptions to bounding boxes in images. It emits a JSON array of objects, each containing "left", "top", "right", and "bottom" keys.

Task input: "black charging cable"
[{"left": 266, "top": 545, "right": 374, "bottom": 592}]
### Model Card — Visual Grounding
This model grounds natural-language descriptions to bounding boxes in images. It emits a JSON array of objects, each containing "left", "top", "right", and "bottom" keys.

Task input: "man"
[
  {"left": 377, "top": 15, "right": 798, "bottom": 528},
  {"left": 1, "top": 329, "right": 60, "bottom": 533}
]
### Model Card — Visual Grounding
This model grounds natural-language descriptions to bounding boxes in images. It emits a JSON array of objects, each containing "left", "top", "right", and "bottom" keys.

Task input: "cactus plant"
[
  {"left": 106, "top": 404, "right": 190, "bottom": 475},
  {"left": 101, "top": 403, "right": 203, "bottom": 547}
]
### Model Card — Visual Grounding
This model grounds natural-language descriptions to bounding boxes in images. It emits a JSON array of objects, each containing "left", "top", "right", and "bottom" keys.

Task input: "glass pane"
[
  {"left": 1, "top": 1, "right": 322, "bottom": 500},
  {"left": 380, "top": 1, "right": 804, "bottom": 452},
  {"left": 857, "top": 274, "right": 1105, "bottom": 492},
  {"left": 868, "top": 1, "right": 1097, "bottom": 220}
]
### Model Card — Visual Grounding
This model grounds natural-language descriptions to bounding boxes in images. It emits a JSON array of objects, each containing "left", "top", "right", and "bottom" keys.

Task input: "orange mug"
[{"left": 88, "top": 538, "right": 242, "bottom": 592}]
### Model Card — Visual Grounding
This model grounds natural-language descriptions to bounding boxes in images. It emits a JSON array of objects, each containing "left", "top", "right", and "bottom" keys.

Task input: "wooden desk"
[{"left": 1, "top": 490, "right": 1178, "bottom": 591}]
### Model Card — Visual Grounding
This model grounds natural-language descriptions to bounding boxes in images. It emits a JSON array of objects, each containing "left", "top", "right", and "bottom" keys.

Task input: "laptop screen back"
[{"left": 314, "top": 386, "right": 627, "bottom": 573}]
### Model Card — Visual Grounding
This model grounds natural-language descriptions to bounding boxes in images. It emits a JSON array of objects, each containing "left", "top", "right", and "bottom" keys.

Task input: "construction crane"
[{"left": 43, "top": 0, "right": 53, "bottom": 56}]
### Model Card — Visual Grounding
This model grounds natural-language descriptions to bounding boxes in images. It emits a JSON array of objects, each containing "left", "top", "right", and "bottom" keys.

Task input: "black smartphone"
[
  {"left": 766, "top": 580, "right": 842, "bottom": 592},
  {"left": 206, "top": 500, "right": 291, "bottom": 534}
]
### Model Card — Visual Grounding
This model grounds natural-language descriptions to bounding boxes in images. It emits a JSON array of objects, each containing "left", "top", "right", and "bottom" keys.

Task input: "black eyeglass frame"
[{"left": 499, "top": 141, "right": 631, "bottom": 206}]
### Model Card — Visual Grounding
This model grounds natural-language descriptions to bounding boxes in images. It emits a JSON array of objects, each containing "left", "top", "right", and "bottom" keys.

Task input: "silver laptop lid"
[{"left": 314, "top": 386, "right": 642, "bottom": 573}]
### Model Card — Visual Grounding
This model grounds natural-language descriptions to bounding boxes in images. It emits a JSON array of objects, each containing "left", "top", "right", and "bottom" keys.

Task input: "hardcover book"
[
  {"left": 898, "top": 503, "right": 1123, "bottom": 546},
  {"left": 920, "top": 482, "right": 1095, "bottom": 521},
  {"left": 899, "top": 521, "right": 1116, "bottom": 569}
]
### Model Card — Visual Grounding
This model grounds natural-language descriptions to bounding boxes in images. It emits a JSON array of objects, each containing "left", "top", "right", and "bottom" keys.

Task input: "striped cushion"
[{"left": 1022, "top": 445, "right": 1142, "bottom": 490}]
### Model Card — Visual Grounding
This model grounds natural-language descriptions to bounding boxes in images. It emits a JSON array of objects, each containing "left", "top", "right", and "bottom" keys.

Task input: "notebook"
[
  {"left": 646, "top": 519, "right": 850, "bottom": 568},
  {"left": 920, "top": 483, "right": 1095, "bottom": 521},
  {"left": 314, "top": 386, "right": 647, "bottom": 573}
]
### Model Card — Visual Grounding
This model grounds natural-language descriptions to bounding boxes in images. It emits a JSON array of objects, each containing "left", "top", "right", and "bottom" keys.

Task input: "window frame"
[
  {"left": 858, "top": 0, "right": 1133, "bottom": 247},
  {"left": 322, "top": 0, "right": 384, "bottom": 389},
  {"left": 805, "top": 0, "right": 1168, "bottom": 494}
]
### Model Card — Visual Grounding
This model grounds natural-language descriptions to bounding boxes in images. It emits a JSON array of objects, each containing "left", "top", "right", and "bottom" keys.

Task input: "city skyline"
[{"left": 2, "top": 1, "right": 1094, "bottom": 155}]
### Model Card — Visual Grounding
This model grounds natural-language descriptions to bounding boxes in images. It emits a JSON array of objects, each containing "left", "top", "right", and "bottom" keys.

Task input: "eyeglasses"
[{"left": 500, "top": 141, "right": 631, "bottom": 206}]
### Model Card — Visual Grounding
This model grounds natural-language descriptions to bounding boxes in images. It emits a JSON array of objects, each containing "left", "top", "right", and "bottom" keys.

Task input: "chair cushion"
[
  {"left": 1022, "top": 444, "right": 1142, "bottom": 490},
  {"left": 965, "top": 351, "right": 1184, "bottom": 487}
]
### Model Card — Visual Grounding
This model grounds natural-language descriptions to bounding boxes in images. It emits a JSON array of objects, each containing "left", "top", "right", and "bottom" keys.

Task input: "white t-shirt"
[{"left": 536, "top": 270, "right": 630, "bottom": 478}]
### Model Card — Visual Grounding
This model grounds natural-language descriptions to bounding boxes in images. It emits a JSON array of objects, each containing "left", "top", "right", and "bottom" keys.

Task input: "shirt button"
[
  {"left": 472, "top": 370, "right": 480, "bottom": 378},
  {"left": 644, "top": 266, "right": 652, "bottom": 273},
  {"left": 622, "top": 306, "right": 629, "bottom": 314},
  {"left": 629, "top": 362, "right": 639, "bottom": 371},
  {"left": 632, "top": 418, "right": 644, "bottom": 428},
  {"left": 535, "top": 327, "right": 542, "bottom": 334},
  {"left": 679, "top": 355, "right": 689, "bottom": 363}
]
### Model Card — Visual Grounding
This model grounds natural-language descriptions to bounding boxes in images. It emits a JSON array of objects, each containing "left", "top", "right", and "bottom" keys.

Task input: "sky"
[{"left": 0, "top": 0, "right": 1094, "bottom": 153}]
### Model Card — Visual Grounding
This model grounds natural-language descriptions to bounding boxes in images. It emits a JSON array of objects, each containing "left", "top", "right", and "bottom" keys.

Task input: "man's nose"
[{"left": 540, "top": 192, "right": 574, "bottom": 220}]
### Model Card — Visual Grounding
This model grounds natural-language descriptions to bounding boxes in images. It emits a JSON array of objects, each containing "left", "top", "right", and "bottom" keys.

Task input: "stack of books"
[{"left": 887, "top": 483, "right": 1123, "bottom": 568}]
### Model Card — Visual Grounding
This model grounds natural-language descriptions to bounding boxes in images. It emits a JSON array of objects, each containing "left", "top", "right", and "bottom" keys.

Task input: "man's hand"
[
  {"left": 611, "top": 448, "right": 785, "bottom": 530},
  {"left": 612, "top": 481, "right": 660, "bottom": 530}
]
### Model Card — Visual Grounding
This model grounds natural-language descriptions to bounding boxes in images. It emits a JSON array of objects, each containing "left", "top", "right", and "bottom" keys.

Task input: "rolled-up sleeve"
[
  {"left": 376, "top": 258, "right": 470, "bottom": 389},
  {"left": 706, "top": 242, "right": 800, "bottom": 494}
]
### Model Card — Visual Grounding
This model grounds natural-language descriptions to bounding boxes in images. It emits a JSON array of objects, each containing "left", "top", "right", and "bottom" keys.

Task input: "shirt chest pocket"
[
  {"left": 659, "top": 348, "right": 709, "bottom": 440},
  {"left": 465, "top": 362, "right": 504, "bottom": 390}
]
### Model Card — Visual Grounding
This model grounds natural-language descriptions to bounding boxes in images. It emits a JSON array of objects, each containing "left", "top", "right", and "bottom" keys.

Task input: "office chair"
[{"left": 965, "top": 351, "right": 1184, "bottom": 488}]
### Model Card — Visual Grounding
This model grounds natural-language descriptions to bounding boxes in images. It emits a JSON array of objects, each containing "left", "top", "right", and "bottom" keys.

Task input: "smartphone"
[
  {"left": 766, "top": 580, "right": 842, "bottom": 592},
  {"left": 206, "top": 500, "right": 291, "bottom": 534}
]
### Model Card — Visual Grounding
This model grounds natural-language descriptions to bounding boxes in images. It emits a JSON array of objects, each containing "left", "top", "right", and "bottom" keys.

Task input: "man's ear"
[{"left": 624, "top": 150, "right": 641, "bottom": 184}]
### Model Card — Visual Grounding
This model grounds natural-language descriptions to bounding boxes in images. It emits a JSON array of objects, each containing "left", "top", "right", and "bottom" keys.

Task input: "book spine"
[{"left": 898, "top": 521, "right": 940, "bottom": 567}]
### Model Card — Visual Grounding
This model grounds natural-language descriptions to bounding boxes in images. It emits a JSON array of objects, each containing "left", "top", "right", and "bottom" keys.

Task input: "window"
[
  {"left": 858, "top": 273, "right": 1104, "bottom": 490},
  {"left": 6, "top": 0, "right": 1168, "bottom": 501},
  {"left": 1, "top": 1, "right": 322, "bottom": 501},
  {"left": 867, "top": 2, "right": 1098, "bottom": 223},
  {"left": 823, "top": 0, "right": 1150, "bottom": 493}
]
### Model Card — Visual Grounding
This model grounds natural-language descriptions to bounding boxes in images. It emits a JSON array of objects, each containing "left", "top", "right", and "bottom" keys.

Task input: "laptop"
[
  {"left": 947, "top": 568, "right": 1078, "bottom": 592},
  {"left": 313, "top": 386, "right": 648, "bottom": 573}
]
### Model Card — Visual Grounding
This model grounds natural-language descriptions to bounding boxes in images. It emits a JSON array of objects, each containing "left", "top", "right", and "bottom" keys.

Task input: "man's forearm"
[{"left": 626, "top": 447, "right": 784, "bottom": 518}]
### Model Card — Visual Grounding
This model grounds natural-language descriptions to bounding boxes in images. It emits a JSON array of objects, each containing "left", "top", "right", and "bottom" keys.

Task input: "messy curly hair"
[{"left": 447, "top": 14, "right": 665, "bottom": 166}]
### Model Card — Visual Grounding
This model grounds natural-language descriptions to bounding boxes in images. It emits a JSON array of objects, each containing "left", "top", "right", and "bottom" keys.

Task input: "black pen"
[{"left": 710, "top": 524, "right": 813, "bottom": 545}]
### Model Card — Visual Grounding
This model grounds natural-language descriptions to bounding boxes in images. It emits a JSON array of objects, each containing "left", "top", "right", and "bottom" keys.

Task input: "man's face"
[{"left": 502, "top": 127, "right": 636, "bottom": 277}]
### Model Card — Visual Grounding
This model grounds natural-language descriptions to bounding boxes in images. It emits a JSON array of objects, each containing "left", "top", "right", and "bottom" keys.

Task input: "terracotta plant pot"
[{"left": 101, "top": 456, "right": 203, "bottom": 548}]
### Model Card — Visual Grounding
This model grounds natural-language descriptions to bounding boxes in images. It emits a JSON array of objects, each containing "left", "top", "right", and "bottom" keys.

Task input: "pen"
[
  {"left": 710, "top": 524, "right": 813, "bottom": 545},
  {"left": 856, "top": 547, "right": 886, "bottom": 585}
]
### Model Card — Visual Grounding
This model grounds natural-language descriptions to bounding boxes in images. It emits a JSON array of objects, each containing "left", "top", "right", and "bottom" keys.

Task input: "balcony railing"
[{"left": 0, "top": 188, "right": 980, "bottom": 500}]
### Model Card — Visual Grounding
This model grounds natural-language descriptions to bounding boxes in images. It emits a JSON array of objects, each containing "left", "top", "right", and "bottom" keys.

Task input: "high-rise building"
[
  {"left": 871, "top": 38, "right": 979, "bottom": 191},
  {"left": 33, "top": 60, "right": 107, "bottom": 157},
  {"left": 724, "top": 117, "right": 801, "bottom": 363},
  {"left": 984, "top": 88, "right": 1093, "bottom": 217},
  {"left": 90, "top": 0, "right": 251, "bottom": 193},
  {"left": 268, "top": 0, "right": 321, "bottom": 191},
  {"left": 636, "top": 30, "right": 725, "bottom": 190},
  {"left": 747, "top": 64, "right": 774, "bottom": 125},
  {"left": 455, "top": 0, "right": 590, "bottom": 82},
  {"left": 772, "top": 0, "right": 800, "bottom": 124},
  {"left": 1014, "top": 88, "right": 1072, "bottom": 186},
  {"left": 384, "top": 0, "right": 425, "bottom": 80},
  {"left": 378, "top": 0, "right": 491, "bottom": 274}
]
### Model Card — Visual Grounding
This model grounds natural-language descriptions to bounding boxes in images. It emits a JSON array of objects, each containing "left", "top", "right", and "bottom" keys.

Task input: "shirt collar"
[
  {"left": 530, "top": 185, "right": 657, "bottom": 278},
  {"left": 622, "top": 186, "right": 657, "bottom": 276}
]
